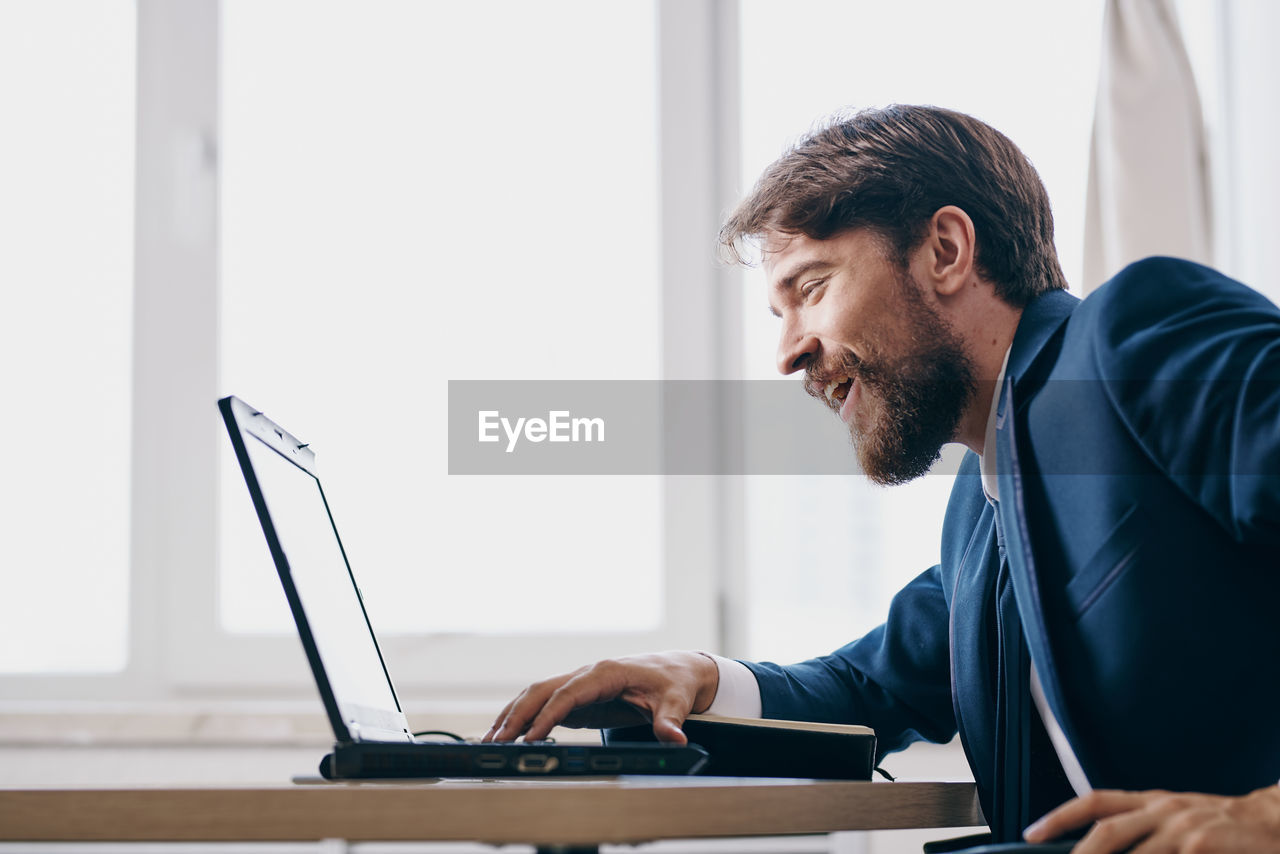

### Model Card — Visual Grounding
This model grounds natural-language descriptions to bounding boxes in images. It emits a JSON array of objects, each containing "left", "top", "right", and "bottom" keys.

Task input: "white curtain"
[
  {"left": 1216, "top": 0, "right": 1280, "bottom": 303},
  {"left": 1083, "top": 0, "right": 1213, "bottom": 294}
]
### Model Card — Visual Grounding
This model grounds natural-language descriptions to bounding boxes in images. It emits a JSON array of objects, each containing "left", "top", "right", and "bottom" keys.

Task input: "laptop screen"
[{"left": 239, "top": 424, "right": 410, "bottom": 741}]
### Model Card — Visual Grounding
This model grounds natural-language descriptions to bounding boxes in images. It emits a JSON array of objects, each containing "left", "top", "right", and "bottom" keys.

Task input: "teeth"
[{"left": 823, "top": 376, "right": 850, "bottom": 404}]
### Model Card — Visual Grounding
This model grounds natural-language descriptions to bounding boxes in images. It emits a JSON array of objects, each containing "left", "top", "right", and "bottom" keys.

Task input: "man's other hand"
[
  {"left": 1023, "top": 785, "right": 1280, "bottom": 852},
  {"left": 481, "top": 650, "right": 720, "bottom": 745}
]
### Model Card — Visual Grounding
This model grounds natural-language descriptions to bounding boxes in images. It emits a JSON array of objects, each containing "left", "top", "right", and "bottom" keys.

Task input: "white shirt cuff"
[{"left": 703, "top": 654, "right": 763, "bottom": 718}]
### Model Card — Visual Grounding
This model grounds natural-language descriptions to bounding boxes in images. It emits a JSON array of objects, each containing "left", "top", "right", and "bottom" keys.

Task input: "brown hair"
[{"left": 719, "top": 105, "right": 1068, "bottom": 305}]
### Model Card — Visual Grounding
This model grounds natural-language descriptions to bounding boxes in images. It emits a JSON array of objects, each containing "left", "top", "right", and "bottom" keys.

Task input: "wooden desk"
[{"left": 1, "top": 777, "right": 982, "bottom": 852}]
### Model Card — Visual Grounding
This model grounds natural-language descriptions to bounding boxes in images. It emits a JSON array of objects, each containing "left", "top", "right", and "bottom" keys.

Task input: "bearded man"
[{"left": 484, "top": 106, "right": 1280, "bottom": 853}]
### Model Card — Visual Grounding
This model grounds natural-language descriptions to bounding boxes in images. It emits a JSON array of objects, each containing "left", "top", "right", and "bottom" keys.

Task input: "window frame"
[{"left": 2, "top": 0, "right": 746, "bottom": 702}]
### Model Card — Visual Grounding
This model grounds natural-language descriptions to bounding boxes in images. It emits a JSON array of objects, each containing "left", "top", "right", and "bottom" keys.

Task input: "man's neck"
[{"left": 954, "top": 301, "right": 1022, "bottom": 455}]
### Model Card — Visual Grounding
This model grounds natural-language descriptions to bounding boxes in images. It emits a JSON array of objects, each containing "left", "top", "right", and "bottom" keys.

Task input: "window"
[
  {"left": 0, "top": 0, "right": 135, "bottom": 675},
  {"left": 154, "top": 0, "right": 726, "bottom": 694},
  {"left": 2, "top": 1, "right": 730, "bottom": 700},
  {"left": 217, "top": 0, "right": 664, "bottom": 638}
]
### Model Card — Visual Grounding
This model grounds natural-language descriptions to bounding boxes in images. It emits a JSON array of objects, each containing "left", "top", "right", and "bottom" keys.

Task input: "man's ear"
[{"left": 915, "top": 205, "right": 976, "bottom": 297}]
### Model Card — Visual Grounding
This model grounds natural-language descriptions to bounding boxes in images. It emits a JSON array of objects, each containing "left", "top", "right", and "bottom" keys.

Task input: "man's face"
[{"left": 764, "top": 229, "right": 976, "bottom": 485}]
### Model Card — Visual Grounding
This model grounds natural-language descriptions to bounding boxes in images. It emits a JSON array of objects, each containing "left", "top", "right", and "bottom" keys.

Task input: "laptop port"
[
  {"left": 515, "top": 754, "right": 559, "bottom": 773},
  {"left": 589, "top": 756, "right": 622, "bottom": 772},
  {"left": 476, "top": 754, "right": 507, "bottom": 771}
]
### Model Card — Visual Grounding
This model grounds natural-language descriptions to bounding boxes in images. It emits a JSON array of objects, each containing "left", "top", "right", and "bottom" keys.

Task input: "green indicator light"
[{"left": 658, "top": 758, "right": 666, "bottom": 768}]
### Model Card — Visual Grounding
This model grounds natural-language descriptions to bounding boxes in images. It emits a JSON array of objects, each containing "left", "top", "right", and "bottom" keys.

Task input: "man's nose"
[{"left": 776, "top": 325, "right": 818, "bottom": 375}]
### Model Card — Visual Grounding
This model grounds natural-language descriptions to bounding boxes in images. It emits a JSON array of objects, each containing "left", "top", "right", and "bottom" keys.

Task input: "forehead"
[
  {"left": 760, "top": 231, "right": 817, "bottom": 271},
  {"left": 762, "top": 228, "right": 885, "bottom": 289}
]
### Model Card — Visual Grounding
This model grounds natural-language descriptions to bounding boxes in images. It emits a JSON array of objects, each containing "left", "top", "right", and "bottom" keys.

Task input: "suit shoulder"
[
  {"left": 1083, "top": 257, "right": 1273, "bottom": 329},
  {"left": 1072, "top": 258, "right": 1280, "bottom": 380}
]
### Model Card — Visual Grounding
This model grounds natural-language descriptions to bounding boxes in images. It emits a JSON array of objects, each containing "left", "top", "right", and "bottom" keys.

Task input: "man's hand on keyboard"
[{"left": 482, "top": 650, "right": 719, "bottom": 745}]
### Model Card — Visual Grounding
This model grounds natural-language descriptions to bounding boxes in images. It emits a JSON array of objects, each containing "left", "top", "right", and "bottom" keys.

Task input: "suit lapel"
[{"left": 994, "top": 289, "right": 1079, "bottom": 781}]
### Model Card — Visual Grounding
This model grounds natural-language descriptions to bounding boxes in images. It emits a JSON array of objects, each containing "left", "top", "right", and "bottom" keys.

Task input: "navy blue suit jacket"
[{"left": 743, "top": 258, "right": 1280, "bottom": 825}]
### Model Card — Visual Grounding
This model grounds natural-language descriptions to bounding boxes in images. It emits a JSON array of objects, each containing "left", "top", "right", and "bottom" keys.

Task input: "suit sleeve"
[
  {"left": 1093, "top": 258, "right": 1280, "bottom": 545},
  {"left": 741, "top": 564, "right": 957, "bottom": 759}
]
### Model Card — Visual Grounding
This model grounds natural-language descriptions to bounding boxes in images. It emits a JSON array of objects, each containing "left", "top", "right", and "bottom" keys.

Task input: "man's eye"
[{"left": 801, "top": 279, "right": 825, "bottom": 299}]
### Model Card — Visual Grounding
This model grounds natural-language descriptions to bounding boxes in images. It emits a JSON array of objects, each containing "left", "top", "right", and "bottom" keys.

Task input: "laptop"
[{"left": 218, "top": 395, "right": 708, "bottom": 779}]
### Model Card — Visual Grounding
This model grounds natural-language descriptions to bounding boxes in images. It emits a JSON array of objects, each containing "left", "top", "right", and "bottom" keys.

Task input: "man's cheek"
[{"left": 850, "top": 387, "right": 884, "bottom": 436}]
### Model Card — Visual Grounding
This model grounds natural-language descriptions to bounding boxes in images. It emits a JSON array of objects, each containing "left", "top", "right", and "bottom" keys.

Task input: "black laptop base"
[{"left": 321, "top": 740, "right": 709, "bottom": 779}]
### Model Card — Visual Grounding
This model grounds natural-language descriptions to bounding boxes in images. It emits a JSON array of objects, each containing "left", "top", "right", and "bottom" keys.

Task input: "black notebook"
[{"left": 605, "top": 713, "right": 876, "bottom": 780}]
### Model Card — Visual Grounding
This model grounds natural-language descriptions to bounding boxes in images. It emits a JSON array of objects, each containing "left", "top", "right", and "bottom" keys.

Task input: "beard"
[{"left": 808, "top": 270, "right": 977, "bottom": 486}]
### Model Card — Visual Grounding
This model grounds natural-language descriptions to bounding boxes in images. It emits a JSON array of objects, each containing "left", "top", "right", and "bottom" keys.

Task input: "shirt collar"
[{"left": 980, "top": 347, "right": 1011, "bottom": 502}]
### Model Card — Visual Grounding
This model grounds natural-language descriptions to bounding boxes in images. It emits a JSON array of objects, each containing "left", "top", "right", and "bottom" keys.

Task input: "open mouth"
[{"left": 822, "top": 376, "right": 855, "bottom": 408}]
